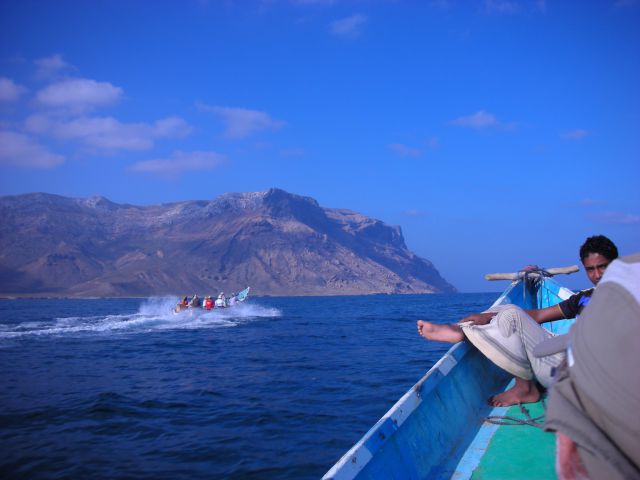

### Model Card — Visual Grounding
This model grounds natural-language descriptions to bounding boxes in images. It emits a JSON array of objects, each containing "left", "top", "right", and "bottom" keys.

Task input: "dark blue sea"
[{"left": 0, "top": 293, "right": 497, "bottom": 479}]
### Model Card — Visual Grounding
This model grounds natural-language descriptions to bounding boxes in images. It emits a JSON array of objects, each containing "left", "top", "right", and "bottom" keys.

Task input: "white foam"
[{"left": 0, "top": 297, "right": 281, "bottom": 340}]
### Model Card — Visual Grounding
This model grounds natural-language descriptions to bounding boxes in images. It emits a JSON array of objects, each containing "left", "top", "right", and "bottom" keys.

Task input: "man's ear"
[{"left": 556, "top": 432, "right": 589, "bottom": 480}]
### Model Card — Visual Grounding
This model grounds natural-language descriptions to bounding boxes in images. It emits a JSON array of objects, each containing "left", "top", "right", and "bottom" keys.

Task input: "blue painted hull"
[{"left": 324, "top": 275, "right": 575, "bottom": 480}]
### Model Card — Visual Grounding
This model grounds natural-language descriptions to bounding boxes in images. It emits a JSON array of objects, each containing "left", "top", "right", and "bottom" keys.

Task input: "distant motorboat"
[{"left": 174, "top": 287, "right": 250, "bottom": 313}]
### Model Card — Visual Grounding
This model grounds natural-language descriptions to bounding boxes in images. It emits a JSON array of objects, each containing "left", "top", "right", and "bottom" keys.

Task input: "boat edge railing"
[{"left": 322, "top": 340, "right": 474, "bottom": 480}]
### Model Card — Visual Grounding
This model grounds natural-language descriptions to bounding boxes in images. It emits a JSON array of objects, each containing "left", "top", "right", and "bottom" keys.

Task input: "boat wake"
[{"left": 0, "top": 297, "right": 281, "bottom": 340}]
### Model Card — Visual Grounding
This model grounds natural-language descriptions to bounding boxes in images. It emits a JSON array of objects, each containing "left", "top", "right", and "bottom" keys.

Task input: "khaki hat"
[{"left": 543, "top": 253, "right": 640, "bottom": 479}]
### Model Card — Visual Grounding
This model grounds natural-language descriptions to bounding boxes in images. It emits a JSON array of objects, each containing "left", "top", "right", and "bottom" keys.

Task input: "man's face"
[{"left": 582, "top": 252, "right": 611, "bottom": 285}]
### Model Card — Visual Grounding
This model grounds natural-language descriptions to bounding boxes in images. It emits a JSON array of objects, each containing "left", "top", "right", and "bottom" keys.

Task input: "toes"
[{"left": 488, "top": 395, "right": 506, "bottom": 407}]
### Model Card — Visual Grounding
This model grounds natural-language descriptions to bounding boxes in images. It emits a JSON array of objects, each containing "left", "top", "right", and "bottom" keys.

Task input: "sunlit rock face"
[{"left": 0, "top": 189, "right": 456, "bottom": 297}]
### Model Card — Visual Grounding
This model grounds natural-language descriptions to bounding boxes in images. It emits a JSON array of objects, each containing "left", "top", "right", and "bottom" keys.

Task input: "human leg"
[
  {"left": 489, "top": 377, "right": 541, "bottom": 407},
  {"left": 501, "top": 307, "right": 565, "bottom": 388},
  {"left": 461, "top": 305, "right": 564, "bottom": 386},
  {"left": 416, "top": 320, "right": 465, "bottom": 343},
  {"left": 460, "top": 306, "right": 565, "bottom": 406}
]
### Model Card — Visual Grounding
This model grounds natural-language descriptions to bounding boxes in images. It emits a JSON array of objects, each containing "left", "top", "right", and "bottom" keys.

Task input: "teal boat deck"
[{"left": 469, "top": 400, "right": 556, "bottom": 479}]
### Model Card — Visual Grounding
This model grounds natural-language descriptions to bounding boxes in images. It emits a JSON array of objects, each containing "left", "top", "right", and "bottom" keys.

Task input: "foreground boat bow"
[{"left": 324, "top": 267, "right": 577, "bottom": 480}]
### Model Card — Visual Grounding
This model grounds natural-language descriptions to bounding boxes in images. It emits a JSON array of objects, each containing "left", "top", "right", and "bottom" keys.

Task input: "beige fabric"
[
  {"left": 460, "top": 305, "right": 565, "bottom": 387},
  {"left": 544, "top": 253, "right": 640, "bottom": 480}
]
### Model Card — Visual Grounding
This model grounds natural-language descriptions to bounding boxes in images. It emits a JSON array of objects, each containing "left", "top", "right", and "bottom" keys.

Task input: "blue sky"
[{"left": 0, "top": 0, "right": 638, "bottom": 292}]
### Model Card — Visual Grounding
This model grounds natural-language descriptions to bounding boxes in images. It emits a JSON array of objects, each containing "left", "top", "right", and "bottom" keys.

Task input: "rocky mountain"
[{"left": 0, "top": 189, "right": 455, "bottom": 297}]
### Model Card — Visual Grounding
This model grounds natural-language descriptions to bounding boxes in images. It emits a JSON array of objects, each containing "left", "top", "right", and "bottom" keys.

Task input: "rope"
[
  {"left": 521, "top": 268, "right": 561, "bottom": 306},
  {"left": 485, "top": 399, "right": 546, "bottom": 428},
  {"left": 522, "top": 268, "right": 546, "bottom": 304}
]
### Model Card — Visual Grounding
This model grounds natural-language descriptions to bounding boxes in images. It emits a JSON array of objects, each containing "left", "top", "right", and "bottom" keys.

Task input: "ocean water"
[{"left": 0, "top": 293, "right": 497, "bottom": 479}]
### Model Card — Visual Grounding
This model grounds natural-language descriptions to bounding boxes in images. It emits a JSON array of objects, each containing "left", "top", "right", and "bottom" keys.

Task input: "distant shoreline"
[{"left": 0, "top": 291, "right": 477, "bottom": 300}]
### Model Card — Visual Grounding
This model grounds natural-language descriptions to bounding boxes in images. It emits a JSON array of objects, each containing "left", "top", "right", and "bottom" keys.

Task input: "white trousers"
[{"left": 460, "top": 305, "right": 565, "bottom": 388}]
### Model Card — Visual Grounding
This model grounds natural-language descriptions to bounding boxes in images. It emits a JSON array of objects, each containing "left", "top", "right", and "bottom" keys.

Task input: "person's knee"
[{"left": 493, "top": 305, "right": 527, "bottom": 336}]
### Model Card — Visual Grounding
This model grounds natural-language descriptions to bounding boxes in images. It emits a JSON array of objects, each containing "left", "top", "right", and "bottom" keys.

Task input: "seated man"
[
  {"left": 214, "top": 292, "right": 226, "bottom": 308},
  {"left": 189, "top": 294, "right": 201, "bottom": 308},
  {"left": 416, "top": 235, "right": 619, "bottom": 406},
  {"left": 203, "top": 295, "right": 214, "bottom": 310}
]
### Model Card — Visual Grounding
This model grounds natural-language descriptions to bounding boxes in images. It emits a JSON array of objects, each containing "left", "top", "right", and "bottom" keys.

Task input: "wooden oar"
[{"left": 485, "top": 265, "right": 579, "bottom": 281}]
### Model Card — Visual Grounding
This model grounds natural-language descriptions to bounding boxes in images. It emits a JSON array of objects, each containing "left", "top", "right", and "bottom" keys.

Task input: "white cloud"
[
  {"left": 390, "top": 143, "right": 423, "bottom": 157},
  {"left": 593, "top": 211, "right": 640, "bottom": 225},
  {"left": 563, "top": 198, "right": 604, "bottom": 209},
  {"left": 483, "top": 0, "right": 519, "bottom": 13},
  {"left": 292, "top": 0, "right": 334, "bottom": 4},
  {"left": 280, "top": 147, "right": 306, "bottom": 157},
  {"left": 615, "top": 0, "right": 639, "bottom": 7},
  {"left": 25, "top": 114, "right": 191, "bottom": 151},
  {"left": 0, "top": 77, "right": 27, "bottom": 102},
  {"left": 36, "top": 78, "right": 123, "bottom": 112},
  {"left": 535, "top": 0, "right": 547, "bottom": 12},
  {"left": 403, "top": 209, "right": 429, "bottom": 218},
  {"left": 483, "top": 0, "right": 547, "bottom": 14},
  {"left": 34, "top": 54, "right": 74, "bottom": 79},
  {"left": 429, "top": 0, "right": 452, "bottom": 9},
  {"left": 451, "top": 110, "right": 499, "bottom": 129},
  {"left": 199, "top": 104, "right": 285, "bottom": 139},
  {"left": 561, "top": 129, "right": 588, "bottom": 140},
  {"left": 0, "top": 131, "right": 64, "bottom": 168},
  {"left": 129, "top": 150, "right": 225, "bottom": 175},
  {"left": 330, "top": 14, "right": 367, "bottom": 36},
  {"left": 154, "top": 117, "right": 193, "bottom": 137}
]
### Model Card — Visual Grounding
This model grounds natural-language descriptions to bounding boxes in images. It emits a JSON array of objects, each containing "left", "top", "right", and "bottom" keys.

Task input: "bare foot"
[
  {"left": 417, "top": 320, "right": 465, "bottom": 343},
  {"left": 489, "top": 378, "right": 540, "bottom": 407}
]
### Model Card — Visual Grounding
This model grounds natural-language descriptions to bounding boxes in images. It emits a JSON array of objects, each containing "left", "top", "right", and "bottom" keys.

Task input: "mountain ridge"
[{"left": 0, "top": 188, "right": 456, "bottom": 297}]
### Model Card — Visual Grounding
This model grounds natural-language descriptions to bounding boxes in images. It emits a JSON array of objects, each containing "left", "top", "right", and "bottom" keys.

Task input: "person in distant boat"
[
  {"left": 189, "top": 294, "right": 201, "bottom": 308},
  {"left": 416, "top": 235, "right": 619, "bottom": 407},
  {"left": 203, "top": 296, "right": 214, "bottom": 310},
  {"left": 175, "top": 295, "right": 190, "bottom": 313},
  {"left": 215, "top": 292, "right": 226, "bottom": 308}
]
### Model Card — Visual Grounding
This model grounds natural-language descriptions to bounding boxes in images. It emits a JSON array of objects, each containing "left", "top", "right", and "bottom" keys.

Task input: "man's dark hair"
[{"left": 580, "top": 235, "right": 619, "bottom": 261}]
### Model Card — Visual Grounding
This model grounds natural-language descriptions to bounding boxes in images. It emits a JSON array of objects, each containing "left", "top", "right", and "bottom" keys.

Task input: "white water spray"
[{"left": 0, "top": 297, "right": 281, "bottom": 340}]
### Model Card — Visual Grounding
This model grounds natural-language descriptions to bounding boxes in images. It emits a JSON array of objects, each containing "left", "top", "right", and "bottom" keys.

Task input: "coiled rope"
[{"left": 485, "top": 399, "right": 546, "bottom": 428}]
